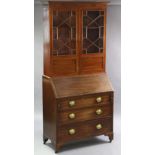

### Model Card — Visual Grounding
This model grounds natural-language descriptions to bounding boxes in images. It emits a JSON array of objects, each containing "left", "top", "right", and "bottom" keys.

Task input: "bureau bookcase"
[{"left": 42, "top": 1, "right": 114, "bottom": 153}]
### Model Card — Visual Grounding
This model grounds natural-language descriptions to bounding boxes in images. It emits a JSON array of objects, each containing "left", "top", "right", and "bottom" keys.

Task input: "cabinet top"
[
  {"left": 49, "top": 73, "right": 114, "bottom": 98},
  {"left": 41, "top": 1, "right": 110, "bottom": 6},
  {"left": 40, "top": 1, "right": 110, "bottom": 3}
]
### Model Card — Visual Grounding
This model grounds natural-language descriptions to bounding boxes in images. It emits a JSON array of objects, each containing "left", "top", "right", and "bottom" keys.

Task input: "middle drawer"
[{"left": 58, "top": 104, "right": 112, "bottom": 125}]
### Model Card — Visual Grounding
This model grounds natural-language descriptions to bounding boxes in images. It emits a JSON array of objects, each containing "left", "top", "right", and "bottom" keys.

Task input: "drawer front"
[
  {"left": 58, "top": 104, "right": 112, "bottom": 125},
  {"left": 58, "top": 93, "right": 112, "bottom": 111},
  {"left": 58, "top": 117, "right": 112, "bottom": 143}
]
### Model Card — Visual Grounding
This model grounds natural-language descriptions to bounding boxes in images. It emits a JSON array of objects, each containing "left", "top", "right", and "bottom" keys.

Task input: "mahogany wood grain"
[
  {"left": 80, "top": 56, "right": 104, "bottom": 74},
  {"left": 43, "top": 76, "right": 57, "bottom": 146},
  {"left": 43, "top": 1, "right": 108, "bottom": 76},
  {"left": 43, "top": 73, "right": 113, "bottom": 152},
  {"left": 43, "top": 5, "right": 50, "bottom": 76},
  {"left": 59, "top": 104, "right": 112, "bottom": 125},
  {"left": 49, "top": 2, "right": 108, "bottom": 10},
  {"left": 58, "top": 117, "right": 112, "bottom": 145},
  {"left": 51, "top": 73, "right": 114, "bottom": 98},
  {"left": 103, "top": 7, "right": 107, "bottom": 71},
  {"left": 58, "top": 93, "right": 111, "bottom": 111},
  {"left": 79, "top": 7, "right": 106, "bottom": 74},
  {"left": 52, "top": 59, "right": 77, "bottom": 75},
  {"left": 42, "top": 73, "right": 114, "bottom": 152},
  {"left": 42, "top": 2, "right": 114, "bottom": 153}
]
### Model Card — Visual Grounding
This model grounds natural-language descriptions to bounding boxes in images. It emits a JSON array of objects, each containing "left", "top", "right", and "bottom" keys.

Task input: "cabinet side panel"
[
  {"left": 43, "top": 77, "right": 56, "bottom": 141},
  {"left": 103, "top": 7, "right": 107, "bottom": 72},
  {"left": 43, "top": 5, "right": 50, "bottom": 76},
  {"left": 111, "top": 91, "right": 114, "bottom": 135}
]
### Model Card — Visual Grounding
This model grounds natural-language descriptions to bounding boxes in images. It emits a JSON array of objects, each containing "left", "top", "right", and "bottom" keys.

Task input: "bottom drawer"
[{"left": 58, "top": 117, "right": 112, "bottom": 143}]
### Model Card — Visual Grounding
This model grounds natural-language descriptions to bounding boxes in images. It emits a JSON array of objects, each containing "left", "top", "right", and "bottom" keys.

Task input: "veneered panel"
[
  {"left": 58, "top": 117, "right": 112, "bottom": 144},
  {"left": 80, "top": 56, "right": 104, "bottom": 73},
  {"left": 52, "top": 59, "right": 77, "bottom": 75}
]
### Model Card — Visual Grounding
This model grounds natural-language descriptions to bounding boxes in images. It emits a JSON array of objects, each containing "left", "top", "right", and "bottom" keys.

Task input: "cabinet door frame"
[
  {"left": 49, "top": 5, "right": 79, "bottom": 76},
  {"left": 79, "top": 6, "right": 107, "bottom": 74}
]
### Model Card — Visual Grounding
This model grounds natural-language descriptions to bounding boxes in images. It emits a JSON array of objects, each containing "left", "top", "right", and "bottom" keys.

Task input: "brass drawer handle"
[
  {"left": 68, "top": 113, "right": 76, "bottom": 119},
  {"left": 69, "top": 101, "right": 75, "bottom": 107},
  {"left": 96, "top": 109, "right": 103, "bottom": 115},
  {"left": 96, "top": 124, "right": 102, "bottom": 130},
  {"left": 96, "top": 97, "right": 102, "bottom": 103},
  {"left": 68, "top": 129, "right": 76, "bottom": 135}
]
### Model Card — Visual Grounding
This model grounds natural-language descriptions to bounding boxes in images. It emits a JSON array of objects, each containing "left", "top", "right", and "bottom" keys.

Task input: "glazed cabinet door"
[
  {"left": 47, "top": 3, "right": 107, "bottom": 76},
  {"left": 50, "top": 8, "right": 78, "bottom": 76},
  {"left": 79, "top": 9, "right": 106, "bottom": 74}
]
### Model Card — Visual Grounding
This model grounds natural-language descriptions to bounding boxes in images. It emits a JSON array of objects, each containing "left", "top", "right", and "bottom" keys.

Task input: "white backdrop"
[{"left": 1, "top": 1, "right": 155, "bottom": 155}]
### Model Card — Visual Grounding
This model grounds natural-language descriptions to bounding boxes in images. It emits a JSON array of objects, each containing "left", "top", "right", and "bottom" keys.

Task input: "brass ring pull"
[
  {"left": 68, "top": 113, "right": 76, "bottom": 119},
  {"left": 68, "top": 128, "right": 76, "bottom": 135},
  {"left": 69, "top": 101, "right": 75, "bottom": 107},
  {"left": 96, "top": 97, "right": 102, "bottom": 103},
  {"left": 96, "top": 109, "right": 103, "bottom": 115},
  {"left": 96, "top": 124, "right": 102, "bottom": 130}
]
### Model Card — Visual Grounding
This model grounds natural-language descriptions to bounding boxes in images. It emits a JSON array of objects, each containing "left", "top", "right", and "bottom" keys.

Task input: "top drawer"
[{"left": 58, "top": 93, "right": 112, "bottom": 111}]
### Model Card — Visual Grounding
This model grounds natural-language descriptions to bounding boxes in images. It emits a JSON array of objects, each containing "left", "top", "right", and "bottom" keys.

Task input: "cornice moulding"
[{"left": 34, "top": 0, "right": 121, "bottom": 6}]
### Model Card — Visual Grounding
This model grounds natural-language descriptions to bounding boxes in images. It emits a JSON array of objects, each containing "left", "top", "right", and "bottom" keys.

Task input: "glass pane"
[
  {"left": 52, "top": 10, "right": 76, "bottom": 56},
  {"left": 87, "top": 28, "right": 99, "bottom": 41},
  {"left": 82, "top": 10, "right": 104, "bottom": 54}
]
